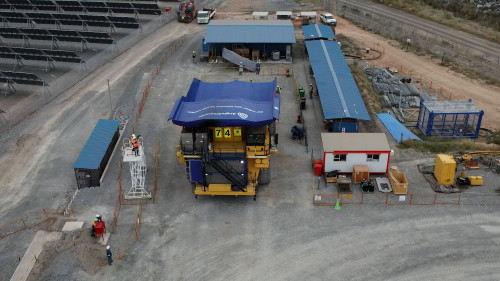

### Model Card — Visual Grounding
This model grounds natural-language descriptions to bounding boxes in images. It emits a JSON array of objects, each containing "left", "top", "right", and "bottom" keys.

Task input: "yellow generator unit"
[
  {"left": 434, "top": 154, "right": 456, "bottom": 185},
  {"left": 468, "top": 176, "right": 483, "bottom": 186}
]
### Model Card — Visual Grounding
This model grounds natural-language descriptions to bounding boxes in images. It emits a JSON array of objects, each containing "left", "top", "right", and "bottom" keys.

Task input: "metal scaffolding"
[{"left": 122, "top": 136, "right": 151, "bottom": 199}]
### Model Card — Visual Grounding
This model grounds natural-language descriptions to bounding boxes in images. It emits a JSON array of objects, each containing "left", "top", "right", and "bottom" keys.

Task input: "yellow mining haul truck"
[
  {"left": 168, "top": 78, "right": 280, "bottom": 200},
  {"left": 176, "top": 125, "right": 277, "bottom": 199}
]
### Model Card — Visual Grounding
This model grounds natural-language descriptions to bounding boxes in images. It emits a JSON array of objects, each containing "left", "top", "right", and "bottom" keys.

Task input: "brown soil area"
[
  {"left": 28, "top": 229, "right": 107, "bottom": 281},
  {"left": 335, "top": 17, "right": 500, "bottom": 130}
]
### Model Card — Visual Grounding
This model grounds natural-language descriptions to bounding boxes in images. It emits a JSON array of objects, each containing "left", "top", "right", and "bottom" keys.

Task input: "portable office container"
[{"left": 73, "top": 119, "right": 120, "bottom": 189}]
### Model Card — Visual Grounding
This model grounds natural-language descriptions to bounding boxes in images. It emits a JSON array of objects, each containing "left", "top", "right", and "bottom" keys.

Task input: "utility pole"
[{"left": 107, "top": 79, "right": 113, "bottom": 118}]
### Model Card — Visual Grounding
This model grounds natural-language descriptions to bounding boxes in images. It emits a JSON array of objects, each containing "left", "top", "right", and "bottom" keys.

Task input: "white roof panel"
[
  {"left": 300, "top": 12, "right": 317, "bottom": 17},
  {"left": 252, "top": 12, "right": 269, "bottom": 17},
  {"left": 321, "top": 133, "right": 391, "bottom": 152}
]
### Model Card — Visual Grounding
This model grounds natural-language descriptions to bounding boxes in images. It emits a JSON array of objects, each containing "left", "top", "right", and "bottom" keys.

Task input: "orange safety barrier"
[
  {"left": 117, "top": 205, "right": 142, "bottom": 260},
  {"left": 132, "top": 35, "right": 186, "bottom": 133},
  {"left": 313, "top": 192, "right": 461, "bottom": 206},
  {"left": 0, "top": 208, "right": 75, "bottom": 239}
]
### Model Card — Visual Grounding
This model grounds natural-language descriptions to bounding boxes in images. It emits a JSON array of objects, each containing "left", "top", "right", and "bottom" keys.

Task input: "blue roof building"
[
  {"left": 204, "top": 20, "right": 296, "bottom": 59},
  {"left": 302, "top": 25, "right": 336, "bottom": 41},
  {"left": 305, "top": 40, "right": 370, "bottom": 132}
]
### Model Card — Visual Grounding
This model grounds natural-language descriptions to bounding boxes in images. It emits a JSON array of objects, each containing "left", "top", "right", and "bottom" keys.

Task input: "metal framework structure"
[
  {"left": 416, "top": 100, "right": 484, "bottom": 138},
  {"left": 122, "top": 136, "right": 151, "bottom": 199}
]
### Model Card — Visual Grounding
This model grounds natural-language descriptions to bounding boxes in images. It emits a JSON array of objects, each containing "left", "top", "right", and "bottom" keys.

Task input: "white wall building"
[{"left": 321, "top": 133, "right": 391, "bottom": 173}]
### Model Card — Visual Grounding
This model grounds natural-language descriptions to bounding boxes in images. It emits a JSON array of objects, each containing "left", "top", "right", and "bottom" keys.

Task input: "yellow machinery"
[
  {"left": 460, "top": 151, "right": 500, "bottom": 161},
  {"left": 434, "top": 154, "right": 483, "bottom": 186},
  {"left": 169, "top": 78, "right": 280, "bottom": 199},
  {"left": 459, "top": 151, "right": 500, "bottom": 168},
  {"left": 176, "top": 125, "right": 277, "bottom": 200},
  {"left": 434, "top": 154, "right": 456, "bottom": 185}
]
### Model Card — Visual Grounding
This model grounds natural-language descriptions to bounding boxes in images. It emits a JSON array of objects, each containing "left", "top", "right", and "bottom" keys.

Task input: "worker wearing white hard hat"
[{"left": 106, "top": 245, "right": 113, "bottom": 265}]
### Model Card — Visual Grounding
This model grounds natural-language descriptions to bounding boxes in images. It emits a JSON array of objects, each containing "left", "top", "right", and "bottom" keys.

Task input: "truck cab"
[{"left": 197, "top": 8, "right": 215, "bottom": 24}]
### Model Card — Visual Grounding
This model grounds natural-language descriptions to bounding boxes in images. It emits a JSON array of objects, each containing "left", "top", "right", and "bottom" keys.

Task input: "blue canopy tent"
[{"left": 169, "top": 78, "right": 280, "bottom": 128}]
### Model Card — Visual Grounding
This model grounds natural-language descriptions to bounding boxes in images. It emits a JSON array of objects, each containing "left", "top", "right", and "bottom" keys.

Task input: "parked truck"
[
  {"left": 177, "top": 1, "right": 197, "bottom": 23},
  {"left": 169, "top": 78, "right": 280, "bottom": 200},
  {"left": 197, "top": 8, "right": 215, "bottom": 24}
]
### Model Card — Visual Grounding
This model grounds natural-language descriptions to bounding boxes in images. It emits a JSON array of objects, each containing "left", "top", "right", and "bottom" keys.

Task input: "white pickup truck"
[
  {"left": 320, "top": 13, "right": 337, "bottom": 26},
  {"left": 197, "top": 8, "right": 216, "bottom": 24}
]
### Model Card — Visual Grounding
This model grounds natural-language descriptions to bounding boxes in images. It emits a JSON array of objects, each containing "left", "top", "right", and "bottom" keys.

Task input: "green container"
[{"left": 298, "top": 87, "right": 305, "bottom": 98}]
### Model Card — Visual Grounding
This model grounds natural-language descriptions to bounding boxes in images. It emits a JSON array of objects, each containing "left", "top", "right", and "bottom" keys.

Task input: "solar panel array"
[
  {"left": 0, "top": 11, "right": 140, "bottom": 29},
  {"left": 0, "top": 70, "right": 45, "bottom": 86},
  {"left": 0, "top": 0, "right": 161, "bottom": 15},
  {"left": 0, "top": 46, "right": 82, "bottom": 62},
  {"left": 0, "top": 0, "right": 161, "bottom": 92},
  {"left": 0, "top": 27, "right": 114, "bottom": 44}
]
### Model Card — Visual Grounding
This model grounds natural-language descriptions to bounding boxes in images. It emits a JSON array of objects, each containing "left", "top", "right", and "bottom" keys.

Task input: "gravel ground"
[{"left": 1, "top": 0, "right": 500, "bottom": 280}]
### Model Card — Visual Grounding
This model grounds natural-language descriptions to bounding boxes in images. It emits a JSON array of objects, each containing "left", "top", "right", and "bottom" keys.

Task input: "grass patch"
[
  {"left": 399, "top": 137, "right": 500, "bottom": 153},
  {"left": 372, "top": 0, "right": 500, "bottom": 44},
  {"left": 349, "top": 62, "right": 383, "bottom": 115}
]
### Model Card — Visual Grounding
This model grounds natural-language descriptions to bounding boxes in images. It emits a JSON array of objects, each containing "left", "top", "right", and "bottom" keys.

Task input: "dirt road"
[
  {"left": 0, "top": 22, "right": 197, "bottom": 216},
  {"left": 336, "top": 17, "right": 500, "bottom": 130},
  {"left": 338, "top": 0, "right": 500, "bottom": 63}
]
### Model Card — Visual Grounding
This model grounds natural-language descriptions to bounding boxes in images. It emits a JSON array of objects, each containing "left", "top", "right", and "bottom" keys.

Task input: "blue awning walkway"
[
  {"left": 302, "top": 25, "right": 336, "bottom": 40},
  {"left": 305, "top": 40, "right": 370, "bottom": 121},
  {"left": 377, "top": 113, "right": 421, "bottom": 143}
]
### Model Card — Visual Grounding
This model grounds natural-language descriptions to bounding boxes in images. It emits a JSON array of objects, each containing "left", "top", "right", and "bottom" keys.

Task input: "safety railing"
[
  {"left": 152, "top": 137, "right": 160, "bottom": 203},
  {"left": 0, "top": 208, "right": 76, "bottom": 239}
]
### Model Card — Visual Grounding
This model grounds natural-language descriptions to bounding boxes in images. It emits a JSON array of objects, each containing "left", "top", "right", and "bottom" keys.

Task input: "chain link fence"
[
  {"left": 0, "top": 12, "right": 177, "bottom": 134},
  {"left": 332, "top": 3, "right": 500, "bottom": 84}
]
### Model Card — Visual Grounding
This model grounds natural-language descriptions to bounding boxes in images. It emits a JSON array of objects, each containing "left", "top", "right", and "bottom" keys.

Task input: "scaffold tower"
[{"left": 122, "top": 136, "right": 151, "bottom": 199}]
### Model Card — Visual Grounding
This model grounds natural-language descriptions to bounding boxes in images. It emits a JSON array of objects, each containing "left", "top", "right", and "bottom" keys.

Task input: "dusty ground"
[
  {"left": 335, "top": 17, "right": 500, "bottom": 130},
  {"left": 27, "top": 229, "right": 108, "bottom": 281},
  {"left": 1, "top": 0, "right": 500, "bottom": 280}
]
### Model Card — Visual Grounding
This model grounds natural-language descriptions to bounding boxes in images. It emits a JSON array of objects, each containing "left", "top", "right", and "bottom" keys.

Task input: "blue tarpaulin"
[
  {"left": 73, "top": 119, "right": 120, "bottom": 169},
  {"left": 169, "top": 78, "right": 280, "bottom": 128},
  {"left": 377, "top": 113, "right": 421, "bottom": 143}
]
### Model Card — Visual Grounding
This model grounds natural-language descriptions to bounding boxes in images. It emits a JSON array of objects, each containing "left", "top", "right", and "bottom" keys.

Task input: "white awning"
[
  {"left": 276, "top": 11, "right": 292, "bottom": 16},
  {"left": 252, "top": 12, "right": 269, "bottom": 17},
  {"left": 300, "top": 11, "right": 317, "bottom": 17}
]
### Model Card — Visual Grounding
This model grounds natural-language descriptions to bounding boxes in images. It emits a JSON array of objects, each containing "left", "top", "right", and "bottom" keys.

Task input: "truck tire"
[
  {"left": 258, "top": 166, "right": 271, "bottom": 185},
  {"left": 269, "top": 122, "right": 276, "bottom": 136}
]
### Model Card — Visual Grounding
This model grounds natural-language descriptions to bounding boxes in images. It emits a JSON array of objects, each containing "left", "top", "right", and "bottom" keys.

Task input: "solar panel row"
[
  {"left": 0, "top": 27, "right": 114, "bottom": 44},
  {"left": 0, "top": 0, "right": 161, "bottom": 15},
  {"left": 0, "top": 11, "right": 140, "bottom": 29},
  {"left": 0, "top": 45, "right": 82, "bottom": 62},
  {"left": 0, "top": 70, "right": 45, "bottom": 86}
]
